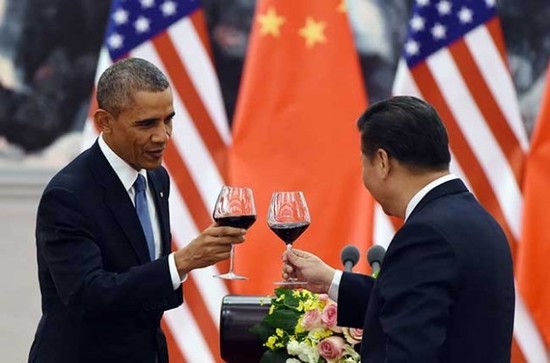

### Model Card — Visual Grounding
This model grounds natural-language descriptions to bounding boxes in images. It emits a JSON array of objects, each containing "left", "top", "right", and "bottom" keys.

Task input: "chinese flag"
[
  {"left": 517, "top": 64, "right": 550, "bottom": 347},
  {"left": 229, "top": 0, "right": 373, "bottom": 294}
]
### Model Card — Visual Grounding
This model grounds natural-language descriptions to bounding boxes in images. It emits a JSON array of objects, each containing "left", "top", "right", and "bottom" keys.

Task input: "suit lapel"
[{"left": 87, "top": 142, "right": 151, "bottom": 264}]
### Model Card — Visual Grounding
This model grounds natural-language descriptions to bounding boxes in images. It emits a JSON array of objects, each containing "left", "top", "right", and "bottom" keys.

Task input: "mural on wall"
[
  {"left": 0, "top": 0, "right": 547, "bottom": 167},
  {"left": 0, "top": 0, "right": 110, "bottom": 167}
]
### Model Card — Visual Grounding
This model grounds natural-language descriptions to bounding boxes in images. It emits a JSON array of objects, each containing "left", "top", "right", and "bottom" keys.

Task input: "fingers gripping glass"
[
  {"left": 213, "top": 186, "right": 256, "bottom": 280},
  {"left": 267, "top": 191, "right": 310, "bottom": 286}
]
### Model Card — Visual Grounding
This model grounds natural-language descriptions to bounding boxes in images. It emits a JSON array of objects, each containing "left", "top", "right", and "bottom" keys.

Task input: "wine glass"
[
  {"left": 213, "top": 186, "right": 257, "bottom": 280},
  {"left": 267, "top": 191, "right": 311, "bottom": 285}
]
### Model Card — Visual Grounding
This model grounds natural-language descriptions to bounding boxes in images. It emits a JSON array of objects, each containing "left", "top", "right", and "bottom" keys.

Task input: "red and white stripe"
[
  {"left": 371, "top": 17, "right": 549, "bottom": 362},
  {"left": 84, "top": 12, "right": 230, "bottom": 363}
]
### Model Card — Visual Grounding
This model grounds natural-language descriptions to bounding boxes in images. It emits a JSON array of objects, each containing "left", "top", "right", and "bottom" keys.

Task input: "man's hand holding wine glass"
[
  {"left": 174, "top": 223, "right": 246, "bottom": 278},
  {"left": 281, "top": 248, "right": 336, "bottom": 293}
]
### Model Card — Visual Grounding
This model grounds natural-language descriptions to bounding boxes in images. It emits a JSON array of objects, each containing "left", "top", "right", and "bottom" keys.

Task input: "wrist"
[{"left": 174, "top": 248, "right": 193, "bottom": 278}]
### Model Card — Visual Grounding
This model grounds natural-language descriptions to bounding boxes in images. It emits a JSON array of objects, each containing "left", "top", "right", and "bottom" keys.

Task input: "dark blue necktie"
[{"left": 134, "top": 174, "right": 155, "bottom": 261}]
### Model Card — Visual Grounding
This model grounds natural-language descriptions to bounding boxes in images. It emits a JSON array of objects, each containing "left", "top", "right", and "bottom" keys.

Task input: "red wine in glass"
[
  {"left": 267, "top": 191, "right": 311, "bottom": 286},
  {"left": 213, "top": 186, "right": 256, "bottom": 280},
  {"left": 269, "top": 221, "right": 309, "bottom": 244},
  {"left": 215, "top": 215, "right": 257, "bottom": 230}
]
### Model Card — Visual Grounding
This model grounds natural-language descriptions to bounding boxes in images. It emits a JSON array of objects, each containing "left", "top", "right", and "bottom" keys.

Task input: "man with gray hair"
[{"left": 28, "top": 58, "right": 247, "bottom": 362}]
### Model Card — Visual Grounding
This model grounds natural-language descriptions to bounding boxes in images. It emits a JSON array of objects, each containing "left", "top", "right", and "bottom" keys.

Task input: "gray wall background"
[{"left": 0, "top": 169, "right": 54, "bottom": 362}]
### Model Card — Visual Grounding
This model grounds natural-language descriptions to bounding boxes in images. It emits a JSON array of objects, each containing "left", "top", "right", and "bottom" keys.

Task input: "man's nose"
[{"left": 152, "top": 123, "right": 170, "bottom": 143}]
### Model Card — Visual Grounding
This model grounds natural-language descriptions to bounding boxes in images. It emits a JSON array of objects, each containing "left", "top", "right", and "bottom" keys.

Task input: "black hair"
[
  {"left": 96, "top": 57, "right": 169, "bottom": 116},
  {"left": 357, "top": 96, "right": 451, "bottom": 171}
]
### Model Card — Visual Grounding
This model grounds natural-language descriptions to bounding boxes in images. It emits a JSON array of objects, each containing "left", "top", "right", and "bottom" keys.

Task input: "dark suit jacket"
[
  {"left": 29, "top": 141, "right": 183, "bottom": 363},
  {"left": 338, "top": 179, "right": 514, "bottom": 363}
]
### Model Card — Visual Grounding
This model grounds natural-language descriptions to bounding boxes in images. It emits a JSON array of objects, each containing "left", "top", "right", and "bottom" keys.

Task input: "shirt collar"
[
  {"left": 98, "top": 134, "right": 146, "bottom": 192},
  {"left": 404, "top": 173, "right": 458, "bottom": 221}
]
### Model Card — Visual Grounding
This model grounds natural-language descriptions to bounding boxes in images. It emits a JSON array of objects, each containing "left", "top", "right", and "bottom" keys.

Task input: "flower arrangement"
[{"left": 250, "top": 288, "right": 362, "bottom": 363}]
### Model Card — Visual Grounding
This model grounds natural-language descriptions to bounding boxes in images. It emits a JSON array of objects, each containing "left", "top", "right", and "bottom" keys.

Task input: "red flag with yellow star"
[{"left": 229, "top": 0, "right": 373, "bottom": 294}]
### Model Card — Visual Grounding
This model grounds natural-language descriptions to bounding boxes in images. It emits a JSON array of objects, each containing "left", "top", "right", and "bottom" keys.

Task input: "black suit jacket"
[
  {"left": 338, "top": 179, "right": 514, "bottom": 362},
  {"left": 29, "top": 142, "right": 183, "bottom": 363}
]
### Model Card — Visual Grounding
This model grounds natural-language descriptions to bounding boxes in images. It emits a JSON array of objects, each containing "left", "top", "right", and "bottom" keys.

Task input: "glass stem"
[{"left": 228, "top": 244, "right": 235, "bottom": 272}]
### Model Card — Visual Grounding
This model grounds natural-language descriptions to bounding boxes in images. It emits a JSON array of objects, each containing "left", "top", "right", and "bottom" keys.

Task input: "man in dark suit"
[
  {"left": 283, "top": 96, "right": 515, "bottom": 362},
  {"left": 28, "top": 58, "right": 247, "bottom": 362}
]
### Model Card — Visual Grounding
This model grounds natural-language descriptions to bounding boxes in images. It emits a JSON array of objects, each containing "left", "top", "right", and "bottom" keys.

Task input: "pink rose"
[
  {"left": 318, "top": 336, "right": 346, "bottom": 360},
  {"left": 321, "top": 303, "right": 342, "bottom": 332},
  {"left": 342, "top": 327, "right": 363, "bottom": 345},
  {"left": 301, "top": 309, "right": 322, "bottom": 330}
]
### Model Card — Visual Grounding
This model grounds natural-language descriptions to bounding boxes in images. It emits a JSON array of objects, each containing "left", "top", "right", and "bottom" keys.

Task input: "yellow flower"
[
  {"left": 295, "top": 317, "right": 305, "bottom": 334},
  {"left": 309, "top": 327, "right": 333, "bottom": 341},
  {"left": 302, "top": 299, "right": 315, "bottom": 311},
  {"left": 276, "top": 328, "right": 284, "bottom": 337},
  {"left": 265, "top": 335, "right": 278, "bottom": 350},
  {"left": 269, "top": 304, "right": 276, "bottom": 315}
]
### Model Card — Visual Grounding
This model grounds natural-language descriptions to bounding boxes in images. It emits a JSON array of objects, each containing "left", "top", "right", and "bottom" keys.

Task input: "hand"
[
  {"left": 282, "top": 248, "right": 335, "bottom": 293},
  {"left": 174, "top": 223, "right": 246, "bottom": 276}
]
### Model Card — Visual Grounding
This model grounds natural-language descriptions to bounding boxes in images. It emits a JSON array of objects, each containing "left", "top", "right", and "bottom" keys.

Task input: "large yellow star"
[
  {"left": 257, "top": 6, "right": 286, "bottom": 37},
  {"left": 298, "top": 17, "right": 327, "bottom": 48}
]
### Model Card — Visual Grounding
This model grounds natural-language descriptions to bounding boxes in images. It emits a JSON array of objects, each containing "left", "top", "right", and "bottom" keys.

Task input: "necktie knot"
[{"left": 135, "top": 174, "right": 147, "bottom": 193}]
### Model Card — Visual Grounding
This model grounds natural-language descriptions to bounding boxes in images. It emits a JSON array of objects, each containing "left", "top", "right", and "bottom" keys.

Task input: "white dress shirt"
[{"left": 98, "top": 135, "right": 182, "bottom": 290}]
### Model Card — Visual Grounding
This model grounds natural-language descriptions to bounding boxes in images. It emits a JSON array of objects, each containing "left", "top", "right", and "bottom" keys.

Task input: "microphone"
[
  {"left": 340, "top": 245, "right": 360, "bottom": 272},
  {"left": 367, "top": 245, "right": 386, "bottom": 276}
]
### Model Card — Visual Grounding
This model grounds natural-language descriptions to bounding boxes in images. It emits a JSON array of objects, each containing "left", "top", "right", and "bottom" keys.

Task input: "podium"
[{"left": 220, "top": 295, "right": 271, "bottom": 363}]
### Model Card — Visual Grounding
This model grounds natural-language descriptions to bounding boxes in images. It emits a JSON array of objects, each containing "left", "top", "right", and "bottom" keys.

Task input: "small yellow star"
[
  {"left": 257, "top": 6, "right": 286, "bottom": 37},
  {"left": 298, "top": 17, "right": 327, "bottom": 48},
  {"left": 337, "top": 0, "right": 347, "bottom": 13}
]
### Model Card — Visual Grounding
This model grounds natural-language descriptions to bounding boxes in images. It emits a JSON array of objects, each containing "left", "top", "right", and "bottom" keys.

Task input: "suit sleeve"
[
  {"left": 37, "top": 186, "right": 181, "bottom": 315},
  {"left": 379, "top": 222, "right": 458, "bottom": 362},
  {"left": 337, "top": 272, "right": 375, "bottom": 328}
]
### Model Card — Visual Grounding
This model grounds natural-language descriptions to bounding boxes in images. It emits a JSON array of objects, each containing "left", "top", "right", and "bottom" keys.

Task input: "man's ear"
[
  {"left": 93, "top": 109, "right": 112, "bottom": 134},
  {"left": 375, "top": 148, "right": 391, "bottom": 179}
]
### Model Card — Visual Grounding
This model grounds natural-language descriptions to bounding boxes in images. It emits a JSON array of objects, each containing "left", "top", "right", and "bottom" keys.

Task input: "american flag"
[
  {"left": 373, "top": 0, "right": 549, "bottom": 361},
  {"left": 84, "top": 0, "right": 230, "bottom": 361}
]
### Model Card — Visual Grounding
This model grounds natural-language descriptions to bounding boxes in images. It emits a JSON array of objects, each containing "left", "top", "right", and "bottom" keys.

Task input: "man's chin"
[{"left": 142, "top": 158, "right": 164, "bottom": 170}]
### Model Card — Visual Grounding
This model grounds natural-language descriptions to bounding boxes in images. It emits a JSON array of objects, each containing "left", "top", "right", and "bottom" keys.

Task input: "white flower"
[
  {"left": 287, "top": 339, "right": 301, "bottom": 355},
  {"left": 287, "top": 340, "right": 319, "bottom": 362},
  {"left": 286, "top": 359, "right": 301, "bottom": 363},
  {"left": 343, "top": 344, "right": 361, "bottom": 361}
]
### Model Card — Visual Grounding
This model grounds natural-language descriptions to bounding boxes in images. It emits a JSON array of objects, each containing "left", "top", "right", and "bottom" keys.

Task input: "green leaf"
[
  {"left": 276, "top": 288, "right": 300, "bottom": 307},
  {"left": 260, "top": 349, "right": 290, "bottom": 363},
  {"left": 265, "top": 308, "right": 300, "bottom": 331},
  {"left": 249, "top": 322, "right": 274, "bottom": 342}
]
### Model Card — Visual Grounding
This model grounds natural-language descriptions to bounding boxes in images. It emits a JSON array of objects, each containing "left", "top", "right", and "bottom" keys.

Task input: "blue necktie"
[{"left": 134, "top": 174, "right": 155, "bottom": 261}]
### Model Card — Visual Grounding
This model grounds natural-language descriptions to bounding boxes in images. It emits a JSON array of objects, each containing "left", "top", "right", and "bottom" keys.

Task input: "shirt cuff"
[
  {"left": 328, "top": 269, "right": 343, "bottom": 302},
  {"left": 168, "top": 252, "right": 188, "bottom": 290}
]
